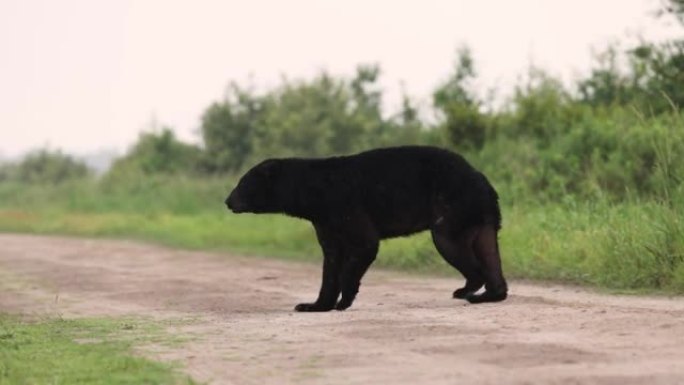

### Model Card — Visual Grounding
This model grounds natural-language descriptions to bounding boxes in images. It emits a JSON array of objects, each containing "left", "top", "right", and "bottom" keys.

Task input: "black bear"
[{"left": 226, "top": 146, "right": 507, "bottom": 311}]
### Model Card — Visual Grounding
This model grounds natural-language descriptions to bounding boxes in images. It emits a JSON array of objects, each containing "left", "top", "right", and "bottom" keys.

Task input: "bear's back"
[
  {"left": 321, "top": 146, "right": 484, "bottom": 237},
  {"left": 344, "top": 146, "right": 475, "bottom": 190}
]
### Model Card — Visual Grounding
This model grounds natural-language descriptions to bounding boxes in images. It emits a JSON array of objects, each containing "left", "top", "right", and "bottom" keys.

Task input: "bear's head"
[{"left": 226, "top": 159, "right": 282, "bottom": 214}]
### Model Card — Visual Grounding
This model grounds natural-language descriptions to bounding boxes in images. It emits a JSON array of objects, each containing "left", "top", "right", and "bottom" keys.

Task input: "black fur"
[{"left": 226, "top": 146, "right": 507, "bottom": 311}]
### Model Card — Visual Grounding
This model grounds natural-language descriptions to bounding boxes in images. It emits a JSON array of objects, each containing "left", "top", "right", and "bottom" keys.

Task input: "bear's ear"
[{"left": 258, "top": 159, "right": 281, "bottom": 178}]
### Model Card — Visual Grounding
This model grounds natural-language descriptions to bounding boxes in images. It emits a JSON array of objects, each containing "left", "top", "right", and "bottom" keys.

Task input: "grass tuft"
[{"left": 0, "top": 316, "right": 197, "bottom": 385}]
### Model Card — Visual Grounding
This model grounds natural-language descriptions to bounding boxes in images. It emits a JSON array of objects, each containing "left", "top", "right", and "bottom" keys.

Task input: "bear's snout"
[{"left": 226, "top": 191, "right": 245, "bottom": 213}]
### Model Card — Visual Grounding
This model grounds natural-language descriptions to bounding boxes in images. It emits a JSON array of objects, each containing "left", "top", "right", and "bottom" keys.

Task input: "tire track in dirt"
[{"left": 1, "top": 233, "right": 683, "bottom": 385}]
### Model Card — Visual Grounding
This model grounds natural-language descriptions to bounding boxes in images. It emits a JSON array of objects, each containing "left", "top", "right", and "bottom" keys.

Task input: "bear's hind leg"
[
  {"left": 466, "top": 225, "right": 508, "bottom": 304},
  {"left": 431, "top": 226, "right": 485, "bottom": 300}
]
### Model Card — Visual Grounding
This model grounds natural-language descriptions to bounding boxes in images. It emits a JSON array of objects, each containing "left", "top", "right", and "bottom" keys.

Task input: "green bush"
[
  {"left": 0, "top": 149, "right": 91, "bottom": 184},
  {"left": 108, "top": 128, "right": 201, "bottom": 177}
]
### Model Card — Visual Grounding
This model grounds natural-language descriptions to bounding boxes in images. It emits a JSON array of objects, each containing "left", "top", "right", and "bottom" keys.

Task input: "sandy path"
[{"left": 1, "top": 234, "right": 683, "bottom": 385}]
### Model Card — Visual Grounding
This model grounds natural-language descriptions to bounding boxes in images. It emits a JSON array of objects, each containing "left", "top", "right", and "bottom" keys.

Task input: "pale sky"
[{"left": 0, "top": 0, "right": 681, "bottom": 158}]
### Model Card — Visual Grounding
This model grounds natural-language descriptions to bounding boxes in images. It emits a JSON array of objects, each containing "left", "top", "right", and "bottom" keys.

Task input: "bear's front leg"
[
  {"left": 295, "top": 224, "right": 341, "bottom": 312},
  {"left": 294, "top": 302, "right": 335, "bottom": 312},
  {"left": 335, "top": 246, "right": 378, "bottom": 310},
  {"left": 295, "top": 255, "right": 340, "bottom": 312},
  {"left": 334, "top": 219, "right": 379, "bottom": 311}
]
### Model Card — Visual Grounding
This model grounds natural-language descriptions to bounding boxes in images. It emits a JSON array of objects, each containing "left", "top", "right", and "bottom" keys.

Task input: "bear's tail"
[{"left": 475, "top": 172, "right": 502, "bottom": 231}]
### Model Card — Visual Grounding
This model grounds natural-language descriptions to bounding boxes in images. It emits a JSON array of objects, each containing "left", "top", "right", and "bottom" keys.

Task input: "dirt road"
[{"left": 1, "top": 234, "right": 684, "bottom": 384}]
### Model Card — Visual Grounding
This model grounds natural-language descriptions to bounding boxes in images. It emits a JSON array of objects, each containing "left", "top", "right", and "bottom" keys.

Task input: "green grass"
[
  {"left": 0, "top": 209, "right": 319, "bottom": 260},
  {"left": 502, "top": 200, "right": 684, "bottom": 291},
  {"left": 1, "top": 199, "right": 682, "bottom": 293},
  {"left": 0, "top": 177, "right": 682, "bottom": 293},
  {"left": 0, "top": 316, "right": 196, "bottom": 385}
]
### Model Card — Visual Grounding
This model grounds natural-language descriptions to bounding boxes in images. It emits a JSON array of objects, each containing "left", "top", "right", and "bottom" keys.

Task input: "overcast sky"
[{"left": 0, "top": 0, "right": 681, "bottom": 158}]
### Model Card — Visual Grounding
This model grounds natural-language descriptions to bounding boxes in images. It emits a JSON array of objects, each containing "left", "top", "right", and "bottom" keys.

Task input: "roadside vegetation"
[{"left": 1, "top": 4, "right": 683, "bottom": 293}]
